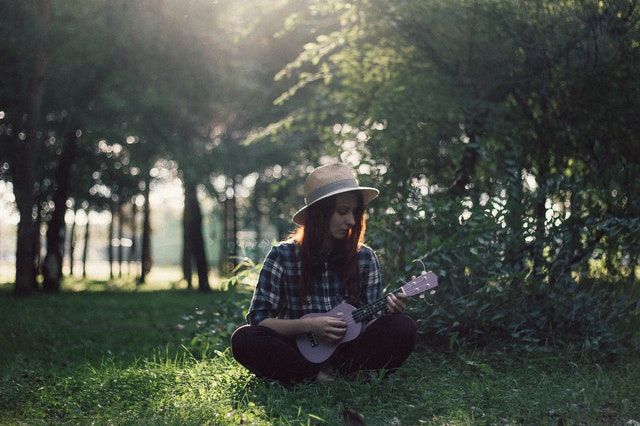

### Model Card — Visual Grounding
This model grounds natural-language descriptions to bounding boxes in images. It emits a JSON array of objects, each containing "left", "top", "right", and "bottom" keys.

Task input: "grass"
[{"left": 0, "top": 276, "right": 639, "bottom": 425}]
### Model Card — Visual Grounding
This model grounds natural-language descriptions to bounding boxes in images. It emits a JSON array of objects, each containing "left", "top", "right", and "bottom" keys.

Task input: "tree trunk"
[
  {"left": 183, "top": 181, "right": 210, "bottom": 292},
  {"left": 117, "top": 204, "right": 124, "bottom": 278},
  {"left": 231, "top": 186, "right": 238, "bottom": 265},
  {"left": 68, "top": 209, "right": 77, "bottom": 277},
  {"left": 82, "top": 211, "right": 90, "bottom": 279},
  {"left": 108, "top": 204, "right": 115, "bottom": 280},
  {"left": 193, "top": 201, "right": 210, "bottom": 292},
  {"left": 222, "top": 180, "right": 238, "bottom": 275},
  {"left": 15, "top": 204, "right": 38, "bottom": 295},
  {"left": 138, "top": 181, "right": 152, "bottom": 284},
  {"left": 252, "top": 190, "right": 262, "bottom": 263},
  {"left": 182, "top": 189, "right": 194, "bottom": 289},
  {"left": 14, "top": 0, "right": 51, "bottom": 296},
  {"left": 33, "top": 209, "right": 43, "bottom": 276},
  {"left": 221, "top": 193, "right": 229, "bottom": 275},
  {"left": 43, "top": 131, "right": 77, "bottom": 292},
  {"left": 129, "top": 200, "right": 138, "bottom": 279},
  {"left": 448, "top": 141, "right": 480, "bottom": 198}
]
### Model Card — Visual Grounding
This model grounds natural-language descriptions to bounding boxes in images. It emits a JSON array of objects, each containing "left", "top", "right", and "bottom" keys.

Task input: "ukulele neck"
[{"left": 351, "top": 288, "right": 402, "bottom": 323}]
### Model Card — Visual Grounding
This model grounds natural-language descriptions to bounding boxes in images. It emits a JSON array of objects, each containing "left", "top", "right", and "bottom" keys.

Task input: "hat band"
[{"left": 306, "top": 178, "right": 359, "bottom": 205}]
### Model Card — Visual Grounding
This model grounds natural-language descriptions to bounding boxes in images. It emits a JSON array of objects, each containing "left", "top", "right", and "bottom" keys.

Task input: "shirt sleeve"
[{"left": 246, "top": 246, "right": 284, "bottom": 325}]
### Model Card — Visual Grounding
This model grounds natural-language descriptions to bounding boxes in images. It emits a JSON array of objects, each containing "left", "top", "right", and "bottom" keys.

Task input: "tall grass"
[{"left": 0, "top": 278, "right": 638, "bottom": 425}]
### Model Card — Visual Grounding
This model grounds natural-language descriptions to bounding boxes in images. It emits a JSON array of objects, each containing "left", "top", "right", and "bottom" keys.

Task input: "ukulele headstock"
[{"left": 402, "top": 271, "right": 438, "bottom": 297}]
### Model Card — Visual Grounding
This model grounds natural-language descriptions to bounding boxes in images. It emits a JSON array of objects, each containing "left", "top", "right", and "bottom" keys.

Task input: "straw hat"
[{"left": 292, "top": 163, "right": 379, "bottom": 225}]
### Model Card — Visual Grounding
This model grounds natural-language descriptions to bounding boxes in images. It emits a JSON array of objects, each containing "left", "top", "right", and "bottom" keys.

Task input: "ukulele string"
[{"left": 330, "top": 274, "right": 432, "bottom": 326}]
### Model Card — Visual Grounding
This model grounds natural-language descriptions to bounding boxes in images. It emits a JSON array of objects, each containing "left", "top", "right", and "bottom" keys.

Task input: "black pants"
[{"left": 230, "top": 313, "right": 417, "bottom": 384}]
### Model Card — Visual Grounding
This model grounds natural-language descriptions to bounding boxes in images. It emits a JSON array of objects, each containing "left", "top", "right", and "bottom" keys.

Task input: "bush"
[{"left": 368, "top": 191, "right": 640, "bottom": 360}]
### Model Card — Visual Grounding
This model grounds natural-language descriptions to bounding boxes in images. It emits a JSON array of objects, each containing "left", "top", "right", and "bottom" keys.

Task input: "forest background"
[{"left": 1, "top": 0, "right": 639, "bottom": 359}]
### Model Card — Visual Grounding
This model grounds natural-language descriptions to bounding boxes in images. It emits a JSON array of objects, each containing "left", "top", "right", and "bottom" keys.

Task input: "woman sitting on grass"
[{"left": 231, "top": 163, "right": 416, "bottom": 384}]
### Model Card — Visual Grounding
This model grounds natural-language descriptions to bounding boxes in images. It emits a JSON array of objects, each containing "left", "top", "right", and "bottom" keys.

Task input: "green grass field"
[{"left": 1, "top": 276, "right": 638, "bottom": 425}]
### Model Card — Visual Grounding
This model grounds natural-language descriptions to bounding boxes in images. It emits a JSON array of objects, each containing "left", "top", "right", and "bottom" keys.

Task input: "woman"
[{"left": 231, "top": 163, "right": 416, "bottom": 384}]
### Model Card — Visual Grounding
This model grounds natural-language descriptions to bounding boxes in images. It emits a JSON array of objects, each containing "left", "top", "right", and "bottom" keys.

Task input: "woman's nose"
[{"left": 346, "top": 212, "right": 356, "bottom": 226}]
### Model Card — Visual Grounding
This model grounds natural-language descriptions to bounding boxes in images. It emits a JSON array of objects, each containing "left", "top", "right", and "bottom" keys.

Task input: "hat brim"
[{"left": 291, "top": 187, "right": 379, "bottom": 225}]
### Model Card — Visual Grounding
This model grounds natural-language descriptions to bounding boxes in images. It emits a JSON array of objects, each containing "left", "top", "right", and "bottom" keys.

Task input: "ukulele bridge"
[{"left": 305, "top": 333, "right": 319, "bottom": 348}]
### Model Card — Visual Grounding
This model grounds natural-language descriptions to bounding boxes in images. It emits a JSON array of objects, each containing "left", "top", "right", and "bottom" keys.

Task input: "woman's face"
[{"left": 328, "top": 192, "right": 359, "bottom": 241}]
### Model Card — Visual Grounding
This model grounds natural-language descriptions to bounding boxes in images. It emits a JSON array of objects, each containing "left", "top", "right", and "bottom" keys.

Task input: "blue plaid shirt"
[{"left": 246, "top": 241, "right": 382, "bottom": 325}]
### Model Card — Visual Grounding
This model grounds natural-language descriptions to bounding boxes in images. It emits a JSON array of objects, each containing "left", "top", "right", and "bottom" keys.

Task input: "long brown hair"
[{"left": 290, "top": 191, "right": 366, "bottom": 303}]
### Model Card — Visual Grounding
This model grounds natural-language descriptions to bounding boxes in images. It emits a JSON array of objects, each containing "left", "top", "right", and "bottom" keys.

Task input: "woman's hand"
[
  {"left": 386, "top": 292, "right": 408, "bottom": 313},
  {"left": 306, "top": 316, "right": 347, "bottom": 343}
]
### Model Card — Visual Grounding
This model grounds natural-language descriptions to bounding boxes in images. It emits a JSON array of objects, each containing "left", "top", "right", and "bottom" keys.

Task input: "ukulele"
[{"left": 296, "top": 271, "right": 438, "bottom": 363}]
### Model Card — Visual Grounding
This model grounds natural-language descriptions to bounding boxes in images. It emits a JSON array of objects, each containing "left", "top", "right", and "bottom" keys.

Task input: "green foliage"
[
  {"left": 369, "top": 185, "right": 640, "bottom": 360},
  {"left": 218, "top": 255, "right": 260, "bottom": 291}
]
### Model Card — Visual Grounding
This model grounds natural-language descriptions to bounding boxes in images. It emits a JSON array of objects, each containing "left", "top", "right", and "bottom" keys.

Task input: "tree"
[
  {"left": 0, "top": 0, "right": 51, "bottom": 295},
  {"left": 2, "top": 0, "right": 242, "bottom": 292}
]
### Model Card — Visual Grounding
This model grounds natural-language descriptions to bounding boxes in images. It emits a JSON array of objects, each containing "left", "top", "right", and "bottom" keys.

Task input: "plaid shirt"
[{"left": 246, "top": 241, "right": 382, "bottom": 325}]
